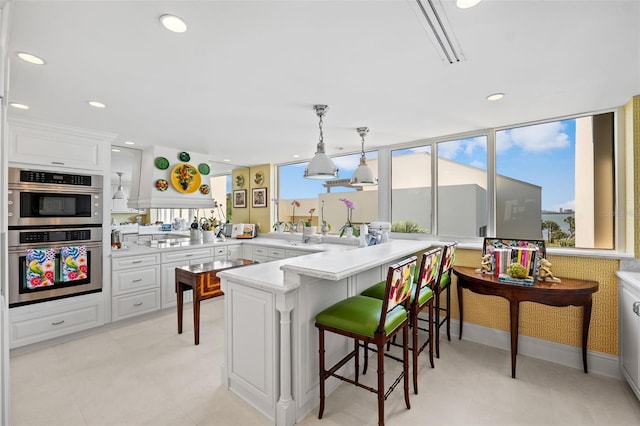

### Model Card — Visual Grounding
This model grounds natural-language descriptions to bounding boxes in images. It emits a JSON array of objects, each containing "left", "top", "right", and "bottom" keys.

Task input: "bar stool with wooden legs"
[
  {"left": 434, "top": 242, "right": 457, "bottom": 358},
  {"left": 360, "top": 248, "right": 442, "bottom": 394},
  {"left": 315, "top": 256, "right": 417, "bottom": 426}
]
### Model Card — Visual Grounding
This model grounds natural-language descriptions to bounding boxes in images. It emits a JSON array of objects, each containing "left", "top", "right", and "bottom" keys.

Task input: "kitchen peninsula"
[{"left": 217, "top": 239, "right": 431, "bottom": 426}]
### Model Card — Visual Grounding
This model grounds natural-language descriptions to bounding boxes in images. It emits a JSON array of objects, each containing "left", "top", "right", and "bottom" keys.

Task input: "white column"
[{"left": 276, "top": 291, "right": 296, "bottom": 426}]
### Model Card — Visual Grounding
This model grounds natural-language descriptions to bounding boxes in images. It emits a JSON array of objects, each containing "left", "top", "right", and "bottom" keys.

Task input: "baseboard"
[{"left": 447, "top": 319, "right": 621, "bottom": 380}]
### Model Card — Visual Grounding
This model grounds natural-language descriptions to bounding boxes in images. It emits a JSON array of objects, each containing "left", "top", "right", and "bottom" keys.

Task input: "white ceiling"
[{"left": 5, "top": 0, "right": 640, "bottom": 178}]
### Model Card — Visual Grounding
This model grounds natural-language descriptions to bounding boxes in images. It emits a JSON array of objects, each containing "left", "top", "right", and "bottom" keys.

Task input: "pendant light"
[
  {"left": 304, "top": 104, "right": 339, "bottom": 180},
  {"left": 350, "top": 127, "right": 377, "bottom": 186},
  {"left": 112, "top": 172, "right": 126, "bottom": 199}
]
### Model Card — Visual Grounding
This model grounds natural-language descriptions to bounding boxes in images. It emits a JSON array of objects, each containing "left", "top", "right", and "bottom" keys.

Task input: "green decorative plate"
[
  {"left": 155, "top": 157, "right": 169, "bottom": 170},
  {"left": 198, "top": 163, "right": 210, "bottom": 175},
  {"left": 179, "top": 151, "right": 191, "bottom": 162}
]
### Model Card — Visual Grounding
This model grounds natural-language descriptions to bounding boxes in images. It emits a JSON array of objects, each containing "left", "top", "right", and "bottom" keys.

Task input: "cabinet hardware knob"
[
  {"left": 132, "top": 278, "right": 142, "bottom": 282},
  {"left": 51, "top": 161, "right": 65, "bottom": 165},
  {"left": 132, "top": 260, "right": 143, "bottom": 264},
  {"left": 51, "top": 320, "right": 65, "bottom": 326},
  {"left": 633, "top": 302, "right": 640, "bottom": 316},
  {"left": 133, "top": 302, "right": 143, "bottom": 307}
]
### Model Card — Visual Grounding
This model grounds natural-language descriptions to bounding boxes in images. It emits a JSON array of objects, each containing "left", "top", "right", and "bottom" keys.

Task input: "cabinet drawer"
[
  {"left": 161, "top": 248, "right": 213, "bottom": 264},
  {"left": 112, "top": 254, "right": 159, "bottom": 270},
  {"left": 113, "top": 266, "right": 159, "bottom": 295},
  {"left": 11, "top": 299, "right": 103, "bottom": 348},
  {"left": 228, "top": 245, "right": 243, "bottom": 260},
  {"left": 268, "top": 247, "right": 287, "bottom": 259},
  {"left": 253, "top": 255, "right": 269, "bottom": 264},
  {"left": 253, "top": 246, "right": 268, "bottom": 257},
  {"left": 213, "top": 246, "right": 228, "bottom": 258},
  {"left": 112, "top": 289, "right": 160, "bottom": 321},
  {"left": 286, "top": 249, "right": 309, "bottom": 258}
]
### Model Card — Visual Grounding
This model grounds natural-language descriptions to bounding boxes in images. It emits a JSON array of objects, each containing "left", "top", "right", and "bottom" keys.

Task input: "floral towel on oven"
[
  {"left": 25, "top": 248, "right": 56, "bottom": 289},
  {"left": 61, "top": 246, "right": 88, "bottom": 282}
]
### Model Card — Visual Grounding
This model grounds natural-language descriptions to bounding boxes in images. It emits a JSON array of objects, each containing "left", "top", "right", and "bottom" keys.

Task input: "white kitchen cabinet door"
[
  {"left": 620, "top": 281, "right": 640, "bottom": 400},
  {"left": 7, "top": 117, "right": 115, "bottom": 171}
]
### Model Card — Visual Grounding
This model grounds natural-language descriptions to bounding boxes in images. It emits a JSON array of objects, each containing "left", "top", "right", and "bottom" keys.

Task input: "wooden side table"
[
  {"left": 453, "top": 265, "right": 599, "bottom": 378},
  {"left": 175, "top": 259, "right": 253, "bottom": 345}
]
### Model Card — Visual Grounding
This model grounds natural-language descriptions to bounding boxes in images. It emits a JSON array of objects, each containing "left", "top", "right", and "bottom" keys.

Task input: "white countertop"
[
  {"left": 110, "top": 235, "right": 355, "bottom": 258},
  {"left": 616, "top": 270, "right": 640, "bottom": 291},
  {"left": 217, "top": 239, "right": 432, "bottom": 294}
]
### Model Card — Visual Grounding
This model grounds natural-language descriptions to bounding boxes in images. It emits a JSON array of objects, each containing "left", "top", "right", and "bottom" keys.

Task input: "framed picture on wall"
[
  {"left": 252, "top": 187, "right": 267, "bottom": 208},
  {"left": 233, "top": 189, "right": 246, "bottom": 208}
]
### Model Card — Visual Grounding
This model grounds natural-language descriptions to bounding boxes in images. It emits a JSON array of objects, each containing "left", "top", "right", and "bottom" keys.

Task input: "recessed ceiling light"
[
  {"left": 292, "top": 154, "right": 300, "bottom": 158},
  {"left": 160, "top": 14, "right": 187, "bottom": 33},
  {"left": 17, "top": 52, "right": 45, "bottom": 65},
  {"left": 111, "top": 148, "right": 121, "bottom": 152},
  {"left": 486, "top": 93, "right": 504, "bottom": 101},
  {"left": 88, "top": 101, "right": 106, "bottom": 108},
  {"left": 9, "top": 102, "right": 29, "bottom": 110},
  {"left": 124, "top": 141, "right": 135, "bottom": 145},
  {"left": 456, "top": 0, "right": 482, "bottom": 9}
]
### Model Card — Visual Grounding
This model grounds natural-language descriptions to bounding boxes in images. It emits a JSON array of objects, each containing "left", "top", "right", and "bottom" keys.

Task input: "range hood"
[{"left": 129, "top": 146, "right": 215, "bottom": 209}]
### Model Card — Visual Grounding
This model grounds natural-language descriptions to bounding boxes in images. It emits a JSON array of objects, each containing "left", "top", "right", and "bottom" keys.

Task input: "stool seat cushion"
[
  {"left": 440, "top": 273, "right": 451, "bottom": 289},
  {"left": 361, "top": 281, "right": 434, "bottom": 306},
  {"left": 315, "top": 295, "right": 408, "bottom": 338},
  {"left": 360, "top": 280, "right": 386, "bottom": 300}
]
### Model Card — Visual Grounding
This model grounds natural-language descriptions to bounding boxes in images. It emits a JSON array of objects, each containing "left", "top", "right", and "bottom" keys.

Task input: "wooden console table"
[
  {"left": 175, "top": 259, "right": 253, "bottom": 345},
  {"left": 453, "top": 266, "right": 598, "bottom": 378}
]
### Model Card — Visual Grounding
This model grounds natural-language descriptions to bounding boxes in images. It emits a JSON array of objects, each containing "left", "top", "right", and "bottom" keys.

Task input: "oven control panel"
[
  {"left": 19, "top": 170, "right": 93, "bottom": 186},
  {"left": 19, "top": 229, "right": 94, "bottom": 244}
]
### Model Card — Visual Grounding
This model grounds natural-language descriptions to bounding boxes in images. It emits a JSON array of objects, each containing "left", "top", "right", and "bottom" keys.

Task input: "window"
[
  {"left": 387, "top": 112, "right": 616, "bottom": 249},
  {"left": 437, "top": 136, "right": 488, "bottom": 238},
  {"left": 496, "top": 113, "right": 614, "bottom": 248},
  {"left": 391, "top": 146, "right": 432, "bottom": 233},
  {"left": 277, "top": 151, "right": 378, "bottom": 232}
]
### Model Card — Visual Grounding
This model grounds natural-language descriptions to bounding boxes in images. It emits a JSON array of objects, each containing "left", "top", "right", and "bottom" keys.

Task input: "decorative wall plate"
[
  {"left": 171, "top": 163, "right": 201, "bottom": 193},
  {"left": 235, "top": 175, "right": 245, "bottom": 188},
  {"left": 155, "top": 179, "right": 169, "bottom": 191},
  {"left": 199, "top": 184, "right": 210, "bottom": 195},
  {"left": 198, "top": 163, "right": 210, "bottom": 175},
  {"left": 254, "top": 171, "right": 264, "bottom": 185},
  {"left": 155, "top": 157, "right": 169, "bottom": 170},
  {"left": 179, "top": 151, "right": 191, "bottom": 162}
]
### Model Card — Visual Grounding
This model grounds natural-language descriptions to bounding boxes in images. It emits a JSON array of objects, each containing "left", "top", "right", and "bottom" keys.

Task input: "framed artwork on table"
[
  {"left": 252, "top": 187, "right": 267, "bottom": 208},
  {"left": 233, "top": 189, "right": 246, "bottom": 208}
]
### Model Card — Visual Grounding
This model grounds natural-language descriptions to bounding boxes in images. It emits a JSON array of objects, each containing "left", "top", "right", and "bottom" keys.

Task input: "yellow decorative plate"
[{"left": 171, "top": 163, "right": 201, "bottom": 193}]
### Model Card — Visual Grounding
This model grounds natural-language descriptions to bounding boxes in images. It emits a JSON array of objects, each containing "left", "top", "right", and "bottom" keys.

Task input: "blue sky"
[{"left": 266, "top": 119, "right": 576, "bottom": 212}]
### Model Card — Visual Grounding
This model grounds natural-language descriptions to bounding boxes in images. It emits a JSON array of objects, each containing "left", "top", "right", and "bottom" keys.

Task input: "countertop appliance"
[{"left": 8, "top": 167, "right": 103, "bottom": 227}]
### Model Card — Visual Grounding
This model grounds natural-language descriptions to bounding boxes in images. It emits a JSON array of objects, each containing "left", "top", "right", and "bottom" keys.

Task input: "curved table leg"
[
  {"left": 509, "top": 300, "right": 520, "bottom": 379},
  {"left": 582, "top": 298, "right": 592, "bottom": 373},
  {"left": 457, "top": 281, "right": 464, "bottom": 340}
]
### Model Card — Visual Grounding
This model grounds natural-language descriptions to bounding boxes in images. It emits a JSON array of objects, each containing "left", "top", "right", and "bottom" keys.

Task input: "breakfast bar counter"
[{"left": 217, "top": 239, "right": 431, "bottom": 426}]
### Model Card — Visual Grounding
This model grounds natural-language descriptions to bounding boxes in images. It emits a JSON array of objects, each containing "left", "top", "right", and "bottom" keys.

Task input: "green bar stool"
[
  {"left": 435, "top": 242, "right": 457, "bottom": 358},
  {"left": 361, "top": 247, "right": 443, "bottom": 394},
  {"left": 315, "top": 256, "right": 417, "bottom": 426}
]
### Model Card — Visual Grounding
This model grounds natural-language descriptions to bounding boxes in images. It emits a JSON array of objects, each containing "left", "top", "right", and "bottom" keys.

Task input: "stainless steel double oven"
[{"left": 7, "top": 168, "right": 104, "bottom": 307}]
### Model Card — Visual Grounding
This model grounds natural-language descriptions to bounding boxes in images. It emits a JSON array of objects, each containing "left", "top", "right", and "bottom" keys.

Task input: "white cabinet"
[
  {"left": 160, "top": 248, "right": 213, "bottom": 309},
  {"left": 619, "top": 271, "right": 640, "bottom": 401},
  {"left": 7, "top": 117, "right": 115, "bottom": 171},
  {"left": 9, "top": 292, "right": 104, "bottom": 348},
  {"left": 252, "top": 246, "right": 269, "bottom": 263},
  {"left": 228, "top": 244, "right": 242, "bottom": 260},
  {"left": 111, "top": 253, "right": 161, "bottom": 321}
]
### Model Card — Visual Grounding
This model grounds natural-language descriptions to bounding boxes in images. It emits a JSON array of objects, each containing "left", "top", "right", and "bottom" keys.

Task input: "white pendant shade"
[
  {"left": 304, "top": 104, "right": 339, "bottom": 180},
  {"left": 112, "top": 172, "right": 126, "bottom": 199},
  {"left": 350, "top": 127, "right": 377, "bottom": 186},
  {"left": 305, "top": 149, "right": 338, "bottom": 179},
  {"left": 350, "top": 157, "right": 377, "bottom": 186}
]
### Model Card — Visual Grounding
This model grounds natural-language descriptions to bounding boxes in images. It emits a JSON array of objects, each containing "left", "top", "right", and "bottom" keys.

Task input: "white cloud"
[{"left": 497, "top": 121, "right": 570, "bottom": 154}]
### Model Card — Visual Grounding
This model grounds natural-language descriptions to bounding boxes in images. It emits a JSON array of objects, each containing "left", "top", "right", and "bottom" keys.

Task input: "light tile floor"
[{"left": 10, "top": 297, "right": 640, "bottom": 426}]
